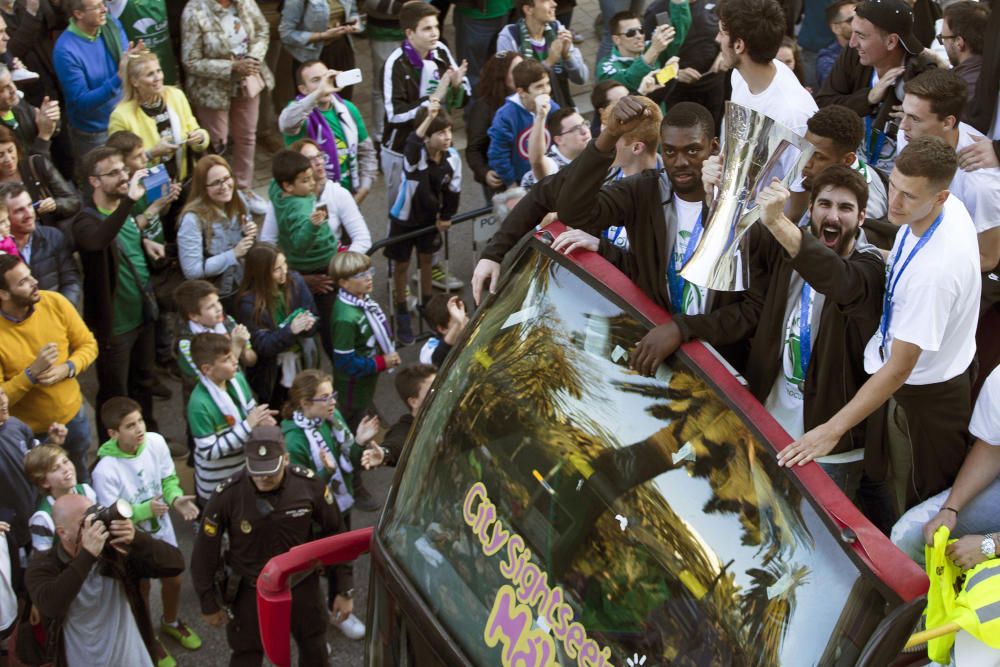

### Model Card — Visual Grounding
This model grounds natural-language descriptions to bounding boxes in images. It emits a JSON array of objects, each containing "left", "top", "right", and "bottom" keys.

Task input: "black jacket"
[
  {"left": 815, "top": 47, "right": 939, "bottom": 155},
  {"left": 2, "top": 0, "right": 66, "bottom": 105},
  {"left": 24, "top": 225, "right": 80, "bottom": 308},
  {"left": 235, "top": 270, "right": 319, "bottom": 404},
  {"left": 676, "top": 230, "right": 885, "bottom": 455},
  {"left": 465, "top": 98, "right": 500, "bottom": 188},
  {"left": 1, "top": 98, "right": 53, "bottom": 158},
  {"left": 19, "top": 153, "right": 81, "bottom": 232},
  {"left": 24, "top": 531, "right": 185, "bottom": 667},
  {"left": 71, "top": 196, "right": 138, "bottom": 343},
  {"left": 965, "top": 6, "right": 1000, "bottom": 161},
  {"left": 381, "top": 42, "right": 469, "bottom": 154}
]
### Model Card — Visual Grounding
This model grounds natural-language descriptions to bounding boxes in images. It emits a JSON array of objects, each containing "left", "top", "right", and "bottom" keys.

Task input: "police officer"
[{"left": 190, "top": 425, "right": 354, "bottom": 667}]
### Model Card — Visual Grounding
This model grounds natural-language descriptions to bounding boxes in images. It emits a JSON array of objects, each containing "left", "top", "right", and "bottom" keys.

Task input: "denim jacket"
[{"left": 279, "top": 0, "right": 357, "bottom": 63}]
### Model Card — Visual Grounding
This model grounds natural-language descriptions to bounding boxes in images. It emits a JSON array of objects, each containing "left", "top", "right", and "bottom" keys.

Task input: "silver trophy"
[{"left": 680, "top": 102, "right": 814, "bottom": 291}]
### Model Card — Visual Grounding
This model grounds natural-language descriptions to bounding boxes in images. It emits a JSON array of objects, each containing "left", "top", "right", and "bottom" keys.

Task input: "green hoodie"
[
  {"left": 268, "top": 179, "right": 338, "bottom": 272},
  {"left": 96, "top": 437, "right": 184, "bottom": 525},
  {"left": 596, "top": 1, "right": 692, "bottom": 93}
]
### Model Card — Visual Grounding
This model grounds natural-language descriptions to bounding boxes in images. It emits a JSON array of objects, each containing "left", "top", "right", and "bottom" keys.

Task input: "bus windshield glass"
[{"left": 380, "top": 244, "right": 885, "bottom": 666}]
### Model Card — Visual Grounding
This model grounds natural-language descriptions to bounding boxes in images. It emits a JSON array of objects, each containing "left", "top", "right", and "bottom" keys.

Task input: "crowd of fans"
[{"left": 0, "top": 0, "right": 996, "bottom": 662}]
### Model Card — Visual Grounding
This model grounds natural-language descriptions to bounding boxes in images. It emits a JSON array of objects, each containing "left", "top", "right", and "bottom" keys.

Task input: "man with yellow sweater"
[{"left": 0, "top": 255, "right": 98, "bottom": 481}]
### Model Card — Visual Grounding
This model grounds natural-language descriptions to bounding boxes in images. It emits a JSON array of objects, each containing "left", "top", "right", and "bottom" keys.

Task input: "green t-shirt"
[
  {"left": 283, "top": 100, "right": 369, "bottom": 192},
  {"left": 455, "top": 0, "right": 513, "bottom": 19},
  {"left": 107, "top": 208, "right": 149, "bottom": 336},
  {"left": 116, "top": 0, "right": 178, "bottom": 84},
  {"left": 331, "top": 297, "right": 380, "bottom": 414},
  {"left": 281, "top": 409, "right": 363, "bottom": 489},
  {"left": 186, "top": 372, "right": 254, "bottom": 438}
]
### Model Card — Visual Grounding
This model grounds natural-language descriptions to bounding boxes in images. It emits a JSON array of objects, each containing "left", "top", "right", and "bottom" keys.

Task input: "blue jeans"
[
  {"left": 36, "top": 405, "right": 92, "bottom": 484},
  {"left": 67, "top": 124, "right": 109, "bottom": 162},
  {"left": 454, "top": 12, "right": 508, "bottom": 94},
  {"left": 891, "top": 475, "right": 1000, "bottom": 567}
]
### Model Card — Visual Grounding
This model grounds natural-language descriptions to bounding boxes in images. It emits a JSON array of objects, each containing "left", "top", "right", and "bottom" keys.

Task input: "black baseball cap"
[
  {"left": 855, "top": 0, "right": 922, "bottom": 55},
  {"left": 246, "top": 425, "right": 286, "bottom": 475}
]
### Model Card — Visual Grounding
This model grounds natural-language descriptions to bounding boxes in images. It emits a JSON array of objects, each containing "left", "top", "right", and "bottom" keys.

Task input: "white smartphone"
[{"left": 335, "top": 68, "right": 363, "bottom": 88}]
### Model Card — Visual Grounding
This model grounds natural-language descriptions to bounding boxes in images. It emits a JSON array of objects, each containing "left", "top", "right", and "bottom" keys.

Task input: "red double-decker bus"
[{"left": 258, "top": 223, "right": 928, "bottom": 666}]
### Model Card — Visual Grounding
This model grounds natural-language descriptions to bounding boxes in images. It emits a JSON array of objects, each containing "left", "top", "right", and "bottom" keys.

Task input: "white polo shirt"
[{"left": 863, "top": 195, "right": 980, "bottom": 385}]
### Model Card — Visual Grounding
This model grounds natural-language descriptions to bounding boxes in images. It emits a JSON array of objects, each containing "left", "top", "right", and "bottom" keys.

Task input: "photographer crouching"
[{"left": 24, "top": 495, "right": 185, "bottom": 667}]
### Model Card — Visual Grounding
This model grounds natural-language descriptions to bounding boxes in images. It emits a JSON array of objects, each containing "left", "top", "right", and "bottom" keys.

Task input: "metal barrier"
[{"left": 365, "top": 205, "right": 493, "bottom": 344}]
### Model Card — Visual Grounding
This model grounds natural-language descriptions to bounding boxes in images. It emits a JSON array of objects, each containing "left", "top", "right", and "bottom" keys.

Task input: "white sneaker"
[
  {"left": 11, "top": 68, "right": 39, "bottom": 82},
  {"left": 331, "top": 612, "right": 365, "bottom": 640}
]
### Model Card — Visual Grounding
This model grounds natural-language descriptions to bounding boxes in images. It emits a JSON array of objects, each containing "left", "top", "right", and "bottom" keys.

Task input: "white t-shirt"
[
  {"left": 63, "top": 565, "right": 153, "bottom": 667},
  {"left": 765, "top": 271, "right": 826, "bottom": 437},
  {"left": 970, "top": 365, "right": 1000, "bottom": 446},
  {"left": 671, "top": 196, "right": 709, "bottom": 315},
  {"left": 730, "top": 60, "right": 817, "bottom": 137},
  {"left": 897, "top": 123, "right": 1000, "bottom": 235},
  {"left": 91, "top": 432, "right": 179, "bottom": 547},
  {"left": 863, "top": 195, "right": 981, "bottom": 384},
  {"left": 730, "top": 61, "right": 816, "bottom": 194}
]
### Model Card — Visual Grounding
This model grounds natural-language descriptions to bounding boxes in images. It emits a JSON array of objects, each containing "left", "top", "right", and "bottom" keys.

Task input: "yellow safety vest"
[{"left": 925, "top": 527, "right": 1000, "bottom": 663}]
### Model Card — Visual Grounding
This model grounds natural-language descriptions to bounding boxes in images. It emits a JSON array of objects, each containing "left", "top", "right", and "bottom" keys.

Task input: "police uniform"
[{"left": 190, "top": 426, "right": 352, "bottom": 667}]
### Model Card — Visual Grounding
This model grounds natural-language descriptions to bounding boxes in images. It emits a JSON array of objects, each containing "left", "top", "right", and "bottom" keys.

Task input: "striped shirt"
[{"left": 186, "top": 373, "right": 257, "bottom": 500}]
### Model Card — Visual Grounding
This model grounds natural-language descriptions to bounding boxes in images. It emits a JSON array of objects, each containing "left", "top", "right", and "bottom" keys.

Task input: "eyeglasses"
[
  {"left": 80, "top": 1, "right": 107, "bottom": 12},
  {"left": 556, "top": 121, "right": 589, "bottom": 137},
  {"left": 616, "top": 27, "right": 643, "bottom": 38},
  {"left": 308, "top": 153, "right": 329, "bottom": 165},
  {"left": 936, "top": 33, "right": 957, "bottom": 41},
  {"left": 347, "top": 268, "right": 374, "bottom": 280},
  {"left": 307, "top": 392, "right": 338, "bottom": 403},
  {"left": 206, "top": 174, "right": 233, "bottom": 189},
  {"left": 97, "top": 167, "right": 128, "bottom": 179}
]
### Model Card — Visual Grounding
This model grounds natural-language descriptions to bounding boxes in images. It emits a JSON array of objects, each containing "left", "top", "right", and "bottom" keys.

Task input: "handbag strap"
[{"left": 26, "top": 155, "right": 53, "bottom": 200}]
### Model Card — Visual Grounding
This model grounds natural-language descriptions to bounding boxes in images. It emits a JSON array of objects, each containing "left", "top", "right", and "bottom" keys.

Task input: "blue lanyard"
[
  {"left": 864, "top": 71, "right": 888, "bottom": 164},
  {"left": 799, "top": 281, "right": 813, "bottom": 377},
  {"left": 878, "top": 212, "right": 944, "bottom": 360},
  {"left": 666, "top": 211, "right": 704, "bottom": 312}
]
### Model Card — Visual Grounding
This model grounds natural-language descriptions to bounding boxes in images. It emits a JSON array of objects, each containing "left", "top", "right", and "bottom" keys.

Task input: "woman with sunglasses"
[
  {"left": 236, "top": 243, "right": 320, "bottom": 406},
  {"left": 279, "top": 368, "right": 379, "bottom": 637},
  {"left": 177, "top": 155, "right": 257, "bottom": 308}
]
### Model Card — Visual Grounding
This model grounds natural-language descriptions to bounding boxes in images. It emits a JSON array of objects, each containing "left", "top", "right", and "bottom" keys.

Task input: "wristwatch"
[{"left": 981, "top": 534, "right": 996, "bottom": 559}]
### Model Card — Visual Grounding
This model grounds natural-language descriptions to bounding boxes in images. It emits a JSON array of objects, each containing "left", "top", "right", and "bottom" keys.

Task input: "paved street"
[{"left": 72, "top": 3, "right": 605, "bottom": 664}]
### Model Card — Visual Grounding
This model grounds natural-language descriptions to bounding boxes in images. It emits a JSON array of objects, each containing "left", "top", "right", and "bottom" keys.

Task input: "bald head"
[{"left": 53, "top": 494, "right": 94, "bottom": 551}]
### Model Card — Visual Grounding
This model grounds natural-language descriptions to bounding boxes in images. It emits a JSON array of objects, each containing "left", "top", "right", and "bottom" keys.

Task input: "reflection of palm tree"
[
  {"left": 610, "top": 367, "right": 816, "bottom": 664},
  {"left": 384, "top": 248, "right": 822, "bottom": 667},
  {"left": 740, "top": 564, "right": 810, "bottom": 664}
]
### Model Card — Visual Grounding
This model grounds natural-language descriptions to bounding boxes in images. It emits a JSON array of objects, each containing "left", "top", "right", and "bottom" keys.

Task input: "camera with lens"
[{"left": 85, "top": 499, "right": 134, "bottom": 529}]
